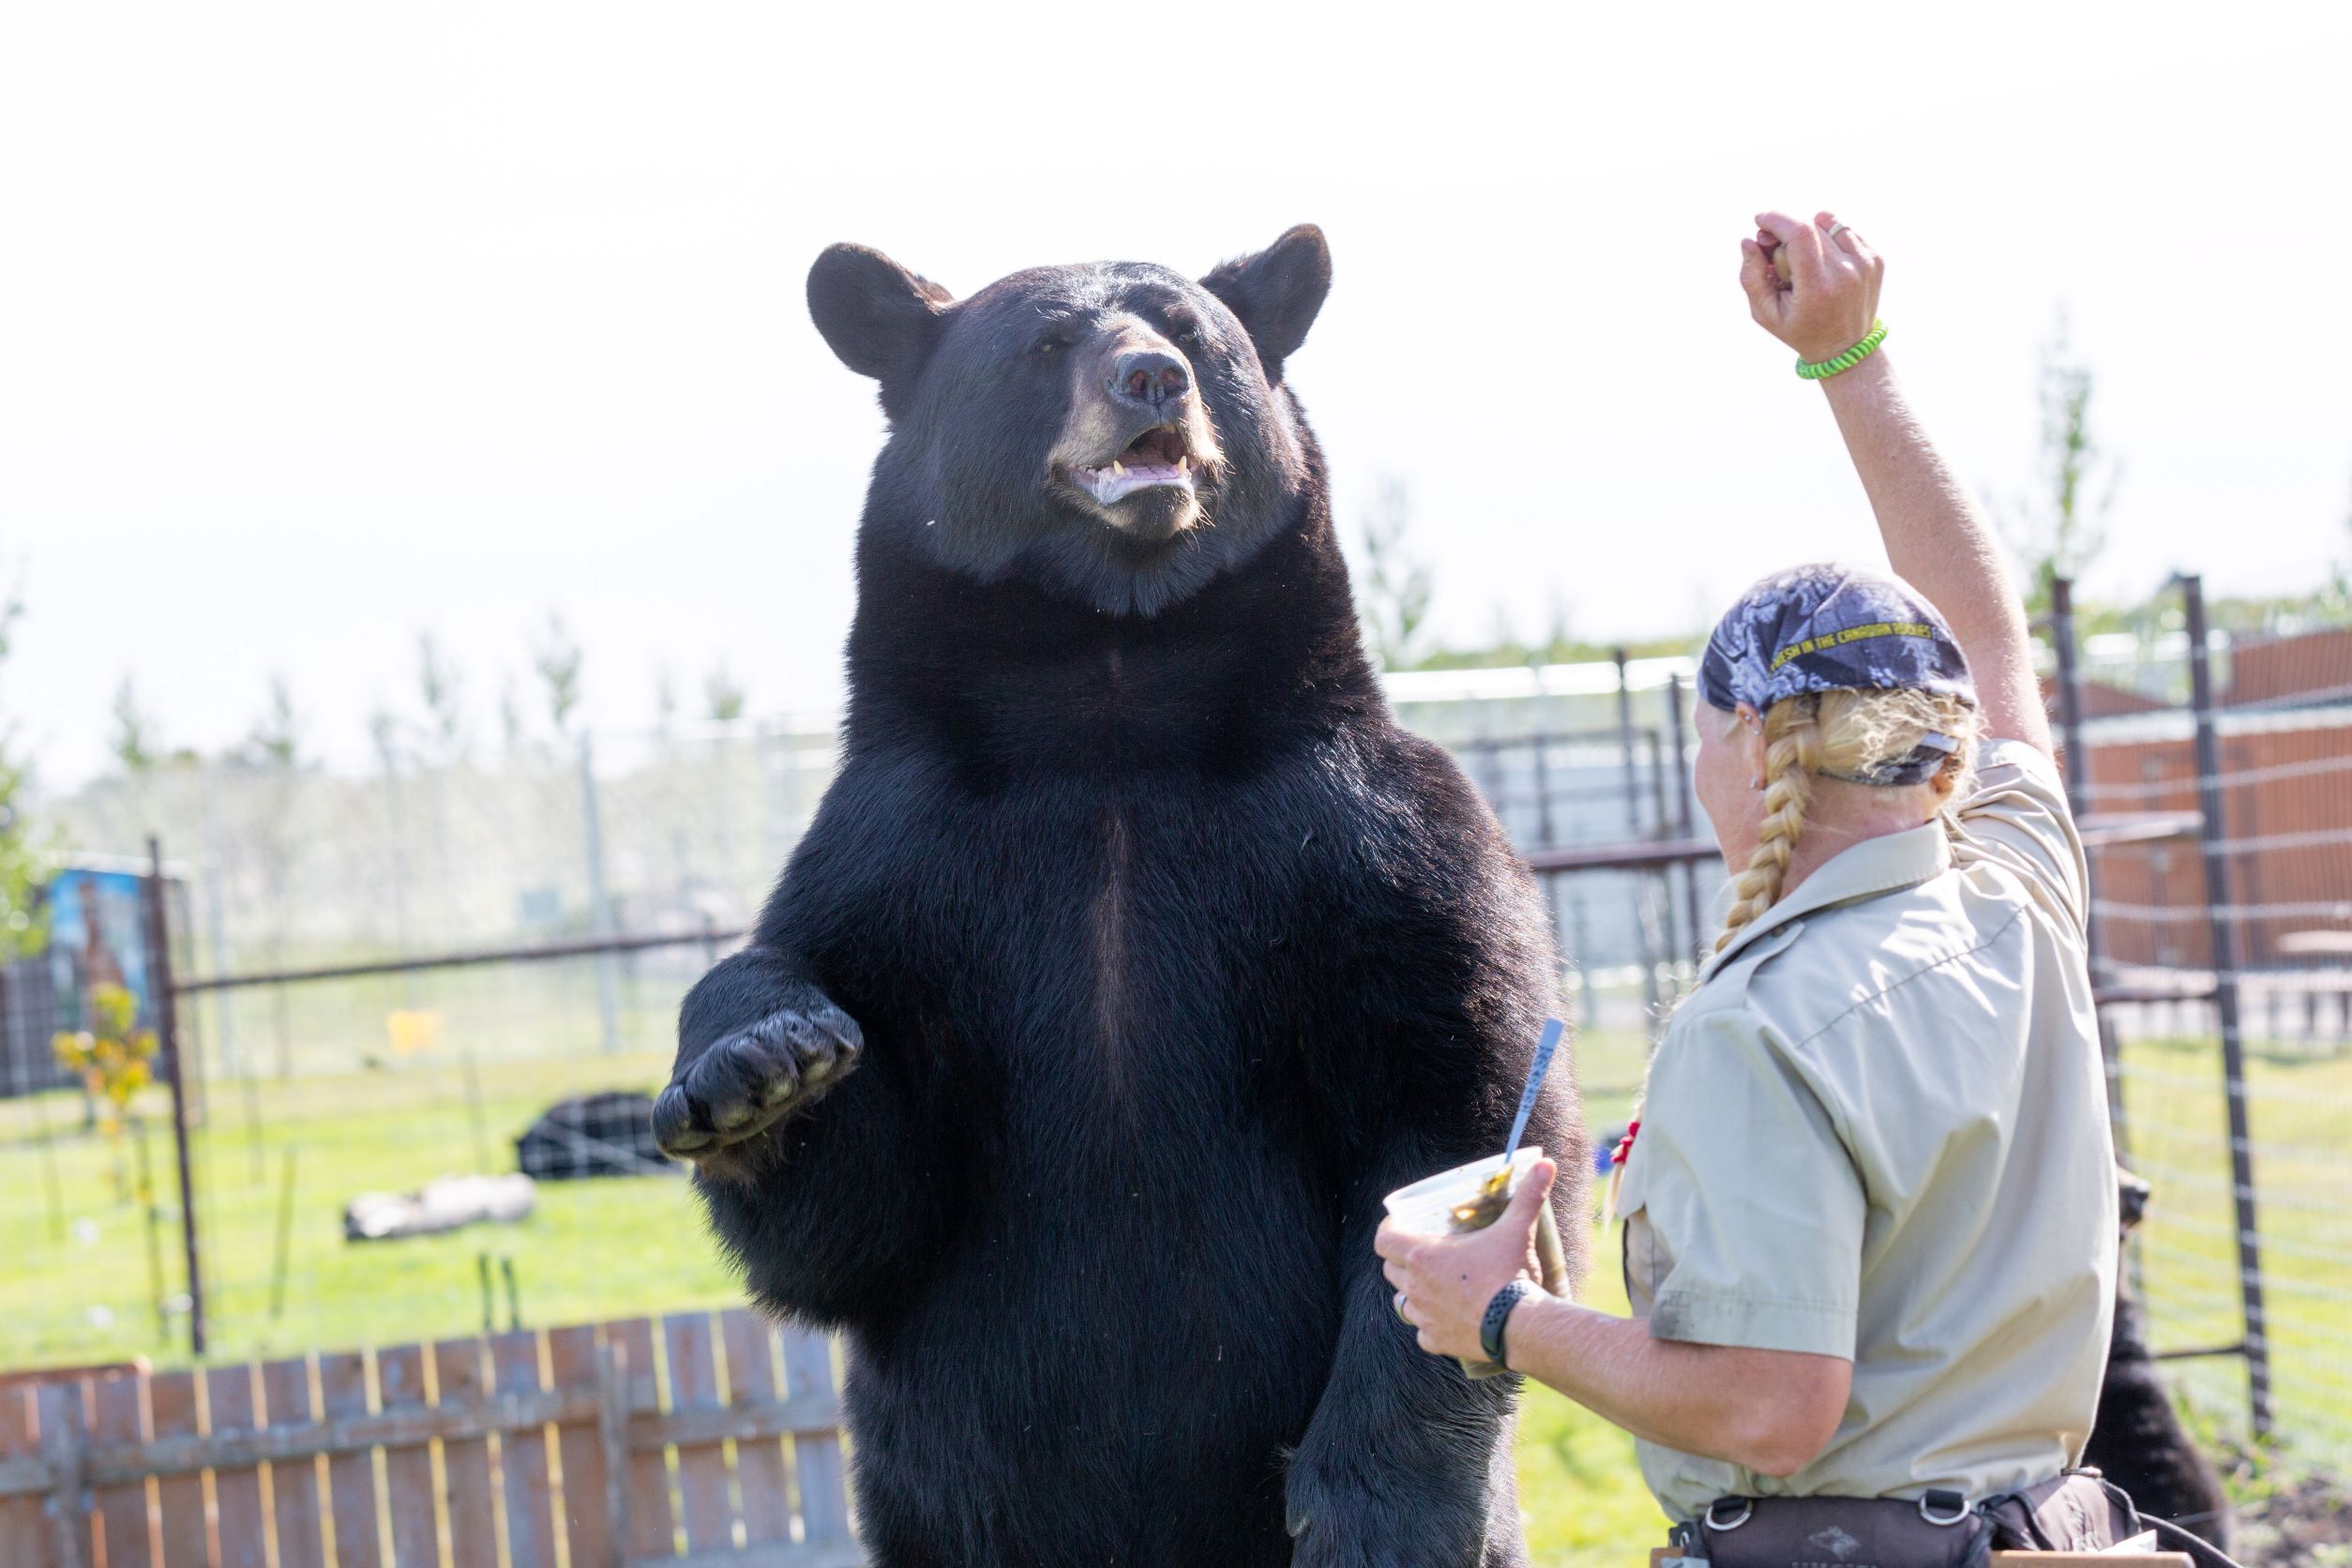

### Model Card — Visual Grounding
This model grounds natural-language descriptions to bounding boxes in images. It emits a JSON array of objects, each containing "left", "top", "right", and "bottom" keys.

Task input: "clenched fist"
[{"left": 1739, "top": 209, "right": 1885, "bottom": 364}]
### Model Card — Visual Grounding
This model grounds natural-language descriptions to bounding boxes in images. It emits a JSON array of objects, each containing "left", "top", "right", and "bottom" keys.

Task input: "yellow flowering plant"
[{"left": 53, "top": 981, "right": 158, "bottom": 1132}]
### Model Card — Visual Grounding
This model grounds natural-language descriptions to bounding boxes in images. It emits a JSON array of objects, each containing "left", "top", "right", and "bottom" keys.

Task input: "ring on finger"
[
  {"left": 1393, "top": 1290, "right": 1410, "bottom": 1321},
  {"left": 1827, "top": 220, "right": 1851, "bottom": 240}
]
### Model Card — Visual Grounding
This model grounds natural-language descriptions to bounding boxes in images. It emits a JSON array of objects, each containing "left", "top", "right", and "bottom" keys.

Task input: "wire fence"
[
  {"left": 2053, "top": 576, "right": 2352, "bottom": 1476},
  {"left": 5, "top": 664, "right": 1721, "bottom": 1375},
  {"left": 8, "top": 612, "right": 2347, "bottom": 1489}
]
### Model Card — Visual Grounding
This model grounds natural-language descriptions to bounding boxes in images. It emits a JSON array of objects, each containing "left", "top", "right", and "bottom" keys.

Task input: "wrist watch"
[{"left": 1480, "top": 1279, "right": 1537, "bottom": 1369}]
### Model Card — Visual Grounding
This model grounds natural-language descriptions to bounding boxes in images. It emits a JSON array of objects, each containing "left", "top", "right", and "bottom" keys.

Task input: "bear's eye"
[
  {"left": 1168, "top": 320, "right": 1204, "bottom": 348},
  {"left": 1034, "top": 334, "right": 1067, "bottom": 356}
]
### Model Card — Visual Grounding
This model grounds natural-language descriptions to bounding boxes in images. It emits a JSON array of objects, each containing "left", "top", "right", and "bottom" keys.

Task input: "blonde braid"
[{"left": 1715, "top": 695, "right": 1822, "bottom": 953}]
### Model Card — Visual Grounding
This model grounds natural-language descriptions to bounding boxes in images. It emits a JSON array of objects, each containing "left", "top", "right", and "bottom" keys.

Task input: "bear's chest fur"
[{"left": 805, "top": 739, "right": 1349, "bottom": 1143}]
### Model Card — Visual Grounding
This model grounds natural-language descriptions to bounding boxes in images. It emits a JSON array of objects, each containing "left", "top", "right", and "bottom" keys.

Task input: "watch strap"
[{"left": 1480, "top": 1279, "right": 1537, "bottom": 1368}]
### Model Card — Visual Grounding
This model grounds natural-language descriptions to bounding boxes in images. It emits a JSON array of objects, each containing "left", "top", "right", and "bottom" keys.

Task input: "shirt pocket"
[{"left": 1615, "top": 1149, "right": 1659, "bottom": 1312}]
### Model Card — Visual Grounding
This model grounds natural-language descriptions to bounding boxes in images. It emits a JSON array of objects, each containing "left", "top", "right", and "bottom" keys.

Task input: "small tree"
[
  {"left": 53, "top": 982, "right": 158, "bottom": 1136},
  {"left": 704, "top": 662, "right": 748, "bottom": 724},
  {"left": 0, "top": 572, "right": 48, "bottom": 957},
  {"left": 368, "top": 706, "right": 402, "bottom": 771},
  {"left": 653, "top": 664, "right": 679, "bottom": 737},
  {"left": 244, "top": 675, "right": 305, "bottom": 770},
  {"left": 415, "top": 632, "right": 467, "bottom": 764},
  {"left": 110, "top": 676, "right": 161, "bottom": 776},
  {"left": 2007, "top": 309, "right": 2120, "bottom": 618},
  {"left": 532, "top": 613, "right": 584, "bottom": 737},
  {"left": 2329, "top": 469, "right": 2352, "bottom": 613},
  {"left": 241, "top": 675, "right": 308, "bottom": 1076},
  {"left": 498, "top": 678, "right": 526, "bottom": 754},
  {"left": 1357, "top": 477, "right": 1434, "bottom": 671}
]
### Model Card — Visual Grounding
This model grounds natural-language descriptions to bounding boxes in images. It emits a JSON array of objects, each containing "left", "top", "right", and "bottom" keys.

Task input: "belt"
[{"left": 1666, "top": 1472, "right": 2146, "bottom": 1566}]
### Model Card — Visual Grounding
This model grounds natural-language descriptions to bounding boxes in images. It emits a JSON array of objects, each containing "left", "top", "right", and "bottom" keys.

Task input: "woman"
[{"left": 1377, "top": 210, "right": 2130, "bottom": 1562}]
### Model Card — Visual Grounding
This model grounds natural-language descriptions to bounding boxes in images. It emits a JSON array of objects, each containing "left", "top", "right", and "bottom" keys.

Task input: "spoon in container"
[{"left": 1447, "top": 1016, "right": 1565, "bottom": 1230}]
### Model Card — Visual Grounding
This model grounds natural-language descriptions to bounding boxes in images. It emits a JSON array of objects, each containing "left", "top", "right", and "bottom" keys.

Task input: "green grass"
[
  {"left": 4, "top": 1018, "right": 2341, "bottom": 1564},
  {"left": 0, "top": 1048, "right": 740, "bottom": 1368},
  {"left": 2106, "top": 1033, "right": 2352, "bottom": 1471}
]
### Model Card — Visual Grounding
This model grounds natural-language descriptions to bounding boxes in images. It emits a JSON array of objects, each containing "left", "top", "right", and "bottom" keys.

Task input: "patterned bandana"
[{"left": 1697, "top": 563, "right": 1977, "bottom": 786}]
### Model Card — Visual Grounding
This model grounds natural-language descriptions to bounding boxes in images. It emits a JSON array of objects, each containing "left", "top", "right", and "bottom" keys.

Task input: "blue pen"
[{"left": 1500, "top": 1017, "right": 1566, "bottom": 1178}]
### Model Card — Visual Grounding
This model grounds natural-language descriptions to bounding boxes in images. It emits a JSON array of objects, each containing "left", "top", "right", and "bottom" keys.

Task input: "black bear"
[
  {"left": 2085, "top": 1168, "right": 2235, "bottom": 1564},
  {"left": 654, "top": 226, "right": 1586, "bottom": 1567}
]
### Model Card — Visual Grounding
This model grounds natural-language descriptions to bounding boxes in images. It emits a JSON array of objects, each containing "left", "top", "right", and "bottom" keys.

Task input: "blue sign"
[{"left": 48, "top": 867, "right": 155, "bottom": 1034}]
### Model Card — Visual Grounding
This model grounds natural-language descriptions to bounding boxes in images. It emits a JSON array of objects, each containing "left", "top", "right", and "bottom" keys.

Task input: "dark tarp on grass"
[{"left": 514, "top": 1090, "right": 672, "bottom": 1180}]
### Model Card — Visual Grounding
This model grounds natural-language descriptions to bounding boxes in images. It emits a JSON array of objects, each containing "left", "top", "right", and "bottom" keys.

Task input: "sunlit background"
[
  {"left": 5, "top": 8, "right": 2351, "bottom": 1564},
  {"left": 5, "top": 2, "right": 2348, "bottom": 779}
]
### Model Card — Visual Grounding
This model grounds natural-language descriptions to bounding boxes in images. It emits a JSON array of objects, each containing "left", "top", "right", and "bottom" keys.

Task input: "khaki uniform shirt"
[{"left": 1618, "top": 741, "right": 2118, "bottom": 1524}]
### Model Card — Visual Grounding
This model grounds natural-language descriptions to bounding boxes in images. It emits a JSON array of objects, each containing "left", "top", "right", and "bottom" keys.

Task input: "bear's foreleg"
[
  {"left": 1284, "top": 1140, "right": 1528, "bottom": 1568},
  {"left": 658, "top": 943, "right": 942, "bottom": 1325}
]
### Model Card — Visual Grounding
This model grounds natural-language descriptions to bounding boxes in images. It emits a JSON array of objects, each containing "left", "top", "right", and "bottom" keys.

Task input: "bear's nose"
[{"left": 1109, "top": 350, "right": 1191, "bottom": 411}]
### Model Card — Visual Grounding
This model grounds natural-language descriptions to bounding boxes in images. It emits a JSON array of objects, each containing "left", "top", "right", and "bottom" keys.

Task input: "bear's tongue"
[{"left": 1078, "top": 428, "right": 1195, "bottom": 505}]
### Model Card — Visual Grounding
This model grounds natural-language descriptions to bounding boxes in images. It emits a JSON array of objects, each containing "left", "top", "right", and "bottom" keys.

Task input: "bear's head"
[{"left": 808, "top": 226, "right": 1333, "bottom": 617}]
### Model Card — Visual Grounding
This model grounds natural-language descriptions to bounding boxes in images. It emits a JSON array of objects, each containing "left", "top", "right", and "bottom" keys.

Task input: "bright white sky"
[{"left": 6, "top": 2, "right": 2349, "bottom": 786}]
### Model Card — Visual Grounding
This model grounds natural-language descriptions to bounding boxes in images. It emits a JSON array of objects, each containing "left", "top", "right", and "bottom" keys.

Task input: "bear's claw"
[{"left": 654, "top": 999, "right": 864, "bottom": 1162}]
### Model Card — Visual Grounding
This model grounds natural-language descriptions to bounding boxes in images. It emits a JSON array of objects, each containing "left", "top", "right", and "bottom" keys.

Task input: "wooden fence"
[{"left": 0, "top": 1308, "right": 860, "bottom": 1568}]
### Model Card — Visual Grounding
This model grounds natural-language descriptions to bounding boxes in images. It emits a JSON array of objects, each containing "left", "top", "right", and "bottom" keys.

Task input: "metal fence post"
[
  {"left": 2048, "top": 580, "right": 2102, "bottom": 967},
  {"left": 1666, "top": 673, "right": 1704, "bottom": 967},
  {"left": 578, "top": 735, "right": 623, "bottom": 1054},
  {"left": 2178, "top": 573, "right": 2273, "bottom": 1439},
  {"left": 2050, "top": 579, "right": 2132, "bottom": 1159},
  {"left": 144, "top": 836, "right": 207, "bottom": 1357},
  {"left": 1615, "top": 648, "right": 1666, "bottom": 1023}
]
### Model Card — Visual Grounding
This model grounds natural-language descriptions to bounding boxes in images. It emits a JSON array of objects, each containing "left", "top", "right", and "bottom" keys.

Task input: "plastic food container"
[{"left": 1383, "top": 1147, "right": 1570, "bottom": 1379}]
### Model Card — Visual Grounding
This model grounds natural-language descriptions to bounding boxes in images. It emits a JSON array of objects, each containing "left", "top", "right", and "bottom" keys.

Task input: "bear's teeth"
[
  {"left": 1109, "top": 460, "right": 1125, "bottom": 476},
  {"left": 1176, "top": 455, "right": 1189, "bottom": 474}
]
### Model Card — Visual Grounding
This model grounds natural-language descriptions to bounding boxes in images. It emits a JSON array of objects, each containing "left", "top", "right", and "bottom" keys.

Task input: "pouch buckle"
[{"left": 1918, "top": 1489, "right": 1971, "bottom": 1527}]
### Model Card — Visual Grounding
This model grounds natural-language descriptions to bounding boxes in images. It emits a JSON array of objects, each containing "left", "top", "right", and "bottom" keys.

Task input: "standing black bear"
[
  {"left": 655, "top": 226, "right": 1587, "bottom": 1567},
  {"left": 2085, "top": 1168, "right": 2235, "bottom": 1564}
]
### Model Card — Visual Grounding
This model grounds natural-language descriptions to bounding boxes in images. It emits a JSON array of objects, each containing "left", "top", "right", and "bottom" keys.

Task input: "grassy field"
[
  {"left": 3, "top": 1019, "right": 2342, "bottom": 1565},
  {"left": 2103, "top": 1031, "right": 2352, "bottom": 1467},
  {"left": 0, "top": 1048, "right": 741, "bottom": 1368}
]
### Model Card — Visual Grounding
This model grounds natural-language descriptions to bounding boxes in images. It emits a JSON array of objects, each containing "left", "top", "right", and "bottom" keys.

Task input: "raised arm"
[{"left": 1740, "top": 210, "right": 2051, "bottom": 753}]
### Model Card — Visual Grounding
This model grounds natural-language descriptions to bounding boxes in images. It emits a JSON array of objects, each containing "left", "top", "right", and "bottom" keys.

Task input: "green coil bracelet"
[{"left": 1796, "top": 319, "right": 1889, "bottom": 381}]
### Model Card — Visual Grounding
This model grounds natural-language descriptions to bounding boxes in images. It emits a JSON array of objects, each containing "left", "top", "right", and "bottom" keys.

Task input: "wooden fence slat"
[
  {"left": 661, "top": 1313, "right": 734, "bottom": 1553},
  {"left": 261, "top": 1356, "right": 328, "bottom": 1568},
  {"left": 205, "top": 1364, "right": 268, "bottom": 1568},
  {"left": 489, "top": 1332, "right": 557, "bottom": 1568},
  {"left": 89, "top": 1373, "right": 153, "bottom": 1568},
  {"left": 778, "top": 1330, "right": 851, "bottom": 1548},
  {"left": 0, "top": 1386, "right": 49, "bottom": 1568},
  {"left": 38, "top": 1384, "right": 88, "bottom": 1568},
  {"left": 605, "top": 1319, "right": 672, "bottom": 1561},
  {"left": 375, "top": 1345, "right": 440, "bottom": 1568},
  {"left": 51, "top": 1385, "right": 833, "bottom": 1483},
  {"left": 431, "top": 1340, "right": 498, "bottom": 1568},
  {"left": 719, "top": 1312, "right": 792, "bottom": 1546},
  {"left": 145, "top": 1372, "right": 207, "bottom": 1568},
  {"left": 0, "top": 1316, "right": 853, "bottom": 1568},
  {"left": 544, "top": 1327, "right": 614, "bottom": 1568}
]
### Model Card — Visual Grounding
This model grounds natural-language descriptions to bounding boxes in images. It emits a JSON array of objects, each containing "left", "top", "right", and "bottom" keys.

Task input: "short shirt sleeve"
[
  {"left": 1631, "top": 1007, "right": 1864, "bottom": 1360},
  {"left": 1952, "top": 739, "right": 2089, "bottom": 935}
]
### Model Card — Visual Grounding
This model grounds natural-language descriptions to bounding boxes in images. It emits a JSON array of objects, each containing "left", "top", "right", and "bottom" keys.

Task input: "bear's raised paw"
[{"left": 654, "top": 997, "right": 864, "bottom": 1162}]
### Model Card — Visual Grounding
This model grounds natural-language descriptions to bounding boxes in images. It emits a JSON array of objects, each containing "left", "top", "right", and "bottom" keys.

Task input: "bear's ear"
[
  {"left": 807, "top": 244, "right": 954, "bottom": 405},
  {"left": 1200, "top": 224, "right": 1332, "bottom": 383}
]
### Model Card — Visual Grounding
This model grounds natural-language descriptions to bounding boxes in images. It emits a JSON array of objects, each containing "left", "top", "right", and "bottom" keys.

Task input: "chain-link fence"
[
  {"left": 2053, "top": 576, "right": 2352, "bottom": 1476},
  {"left": 7, "top": 725, "right": 839, "bottom": 1370},
  {"left": 8, "top": 668, "right": 1717, "bottom": 1372},
  {"left": 10, "top": 620, "right": 2347, "bottom": 1491}
]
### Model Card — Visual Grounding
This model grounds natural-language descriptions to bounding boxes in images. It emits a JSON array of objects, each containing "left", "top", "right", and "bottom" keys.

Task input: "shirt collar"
[{"left": 1700, "top": 819, "right": 1952, "bottom": 979}]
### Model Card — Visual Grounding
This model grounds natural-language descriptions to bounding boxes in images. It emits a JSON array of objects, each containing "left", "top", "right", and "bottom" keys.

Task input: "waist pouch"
[{"left": 1677, "top": 1473, "right": 2132, "bottom": 1566}]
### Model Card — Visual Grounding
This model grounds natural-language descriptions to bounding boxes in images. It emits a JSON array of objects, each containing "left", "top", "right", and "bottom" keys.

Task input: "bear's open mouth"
[{"left": 1075, "top": 424, "right": 1198, "bottom": 506}]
